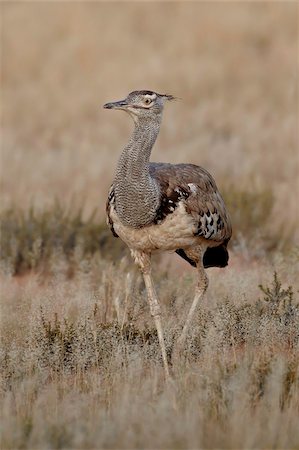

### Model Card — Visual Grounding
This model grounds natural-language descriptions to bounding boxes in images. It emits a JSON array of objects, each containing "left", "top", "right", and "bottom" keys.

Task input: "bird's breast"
[{"left": 110, "top": 201, "right": 200, "bottom": 251}]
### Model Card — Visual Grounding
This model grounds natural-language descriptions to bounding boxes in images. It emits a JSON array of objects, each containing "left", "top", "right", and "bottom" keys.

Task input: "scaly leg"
[
  {"left": 178, "top": 262, "right": 208, "bottom": 346},
  {"left": 131, "top": 250, "right": 170, "bottom": 380}
]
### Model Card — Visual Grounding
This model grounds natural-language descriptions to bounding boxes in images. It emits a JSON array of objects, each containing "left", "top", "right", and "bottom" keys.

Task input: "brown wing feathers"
[{"left": 150, "top": 163, "right": 232, "bottom": 243}]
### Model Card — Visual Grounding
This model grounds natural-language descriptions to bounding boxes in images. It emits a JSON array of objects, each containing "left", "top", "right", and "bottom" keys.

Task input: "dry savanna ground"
[{"left": 1, "top": 2, "right": 299, "bottom": 449}]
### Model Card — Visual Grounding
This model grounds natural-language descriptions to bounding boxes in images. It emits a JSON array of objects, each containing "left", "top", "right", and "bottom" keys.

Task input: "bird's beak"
[{"left": 103, "top": 99, "right": 129, "bottom": 110}]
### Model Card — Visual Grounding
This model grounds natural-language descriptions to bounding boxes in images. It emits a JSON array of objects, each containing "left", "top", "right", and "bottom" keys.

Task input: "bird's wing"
[
  {"left": 149, "top": 163, "right": 232, "bottom": 243},
  {"left": 106, "top": 184, "right": 118, "bottom": 237}
]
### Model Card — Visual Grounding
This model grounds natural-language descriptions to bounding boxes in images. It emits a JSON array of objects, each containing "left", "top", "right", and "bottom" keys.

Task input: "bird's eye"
[{"left": 144, "top": 98, "right": 152, "bottom": 105}]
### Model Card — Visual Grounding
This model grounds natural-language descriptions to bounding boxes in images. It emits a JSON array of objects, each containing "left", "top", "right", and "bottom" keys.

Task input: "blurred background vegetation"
[{"left": 1, "top": 2, "right": 298, "bottom": 273}]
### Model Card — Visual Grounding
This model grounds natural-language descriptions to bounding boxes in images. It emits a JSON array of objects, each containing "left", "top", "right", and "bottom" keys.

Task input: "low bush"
[{"left": 0, "top": 202, "right": 127, "bottom": 275}]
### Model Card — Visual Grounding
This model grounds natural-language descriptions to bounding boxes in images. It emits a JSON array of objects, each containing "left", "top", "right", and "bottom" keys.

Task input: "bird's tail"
[
  {"left": 203, "top": 242, "right": 229, "bottom": 268},
  {"left": 176, "top": 241, "right": 230, "bottom": 269}
]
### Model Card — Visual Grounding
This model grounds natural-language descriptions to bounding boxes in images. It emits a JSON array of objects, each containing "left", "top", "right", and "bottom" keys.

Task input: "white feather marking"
[
  {"left": 188, "top": 183, "right": 197, "bottom": 194},
  {"left": 145, "top": 93, "right": 157, "bottom": 101}
]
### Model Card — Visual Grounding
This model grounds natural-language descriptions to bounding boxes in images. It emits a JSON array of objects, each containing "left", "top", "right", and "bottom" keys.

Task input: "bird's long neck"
[{"left": 113, "top": 116, "right": 161, "bottom": 228}]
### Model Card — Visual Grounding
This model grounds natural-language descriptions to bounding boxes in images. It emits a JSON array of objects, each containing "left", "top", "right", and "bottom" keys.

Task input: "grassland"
[{"left": 1, "top": 2, "right": 299, "bottom": 449}]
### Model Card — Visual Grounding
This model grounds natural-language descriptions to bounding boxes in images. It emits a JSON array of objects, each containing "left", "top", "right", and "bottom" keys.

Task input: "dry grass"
[
  {"left": 1, "top": 2, "right": 299, "bottom": 449},
  {"left": 1, "top": 257, "right": 299, "bottom": 449}
]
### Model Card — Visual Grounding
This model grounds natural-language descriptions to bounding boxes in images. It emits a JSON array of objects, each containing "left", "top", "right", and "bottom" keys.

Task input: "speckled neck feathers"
[{"left": 113, "top": 116, "right": 162, "bottom": 228}]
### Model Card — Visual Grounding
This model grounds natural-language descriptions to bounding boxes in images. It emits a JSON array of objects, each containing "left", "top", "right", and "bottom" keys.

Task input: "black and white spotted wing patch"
[
  {"left": 154, "top": 187, "right": 189, "bottom": 224},
  {"left": 194, "top": 210, "right": 225, "bottom": 241},
  {"left": 106, "top": 185, "right": 118, "bottom": 237}
]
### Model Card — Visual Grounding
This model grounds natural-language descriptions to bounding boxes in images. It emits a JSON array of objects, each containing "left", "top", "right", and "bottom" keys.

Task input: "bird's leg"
[
  {"left": 178, "top": 263, "right": 208, "bottom": 347},
  {"left": 143, "top": 272, "right": 171, "bottom": 380},
  {"left": 131, "top": 250, "right": 170, "bottom": 380}
]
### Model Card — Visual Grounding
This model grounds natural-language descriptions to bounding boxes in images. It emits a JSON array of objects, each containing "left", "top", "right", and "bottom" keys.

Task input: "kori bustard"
[{"left": 104, "top": 90, "right": 232, "bottom": 379}]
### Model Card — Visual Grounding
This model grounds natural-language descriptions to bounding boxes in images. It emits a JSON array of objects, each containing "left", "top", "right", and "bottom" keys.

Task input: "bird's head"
[{"left": 103, "top": 90, "right": 176, "bottom": 122}]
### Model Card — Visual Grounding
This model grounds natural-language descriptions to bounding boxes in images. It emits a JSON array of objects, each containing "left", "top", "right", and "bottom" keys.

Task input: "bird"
[{"left": 104, "top": 90, "right": 232, "bottom": 380}]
